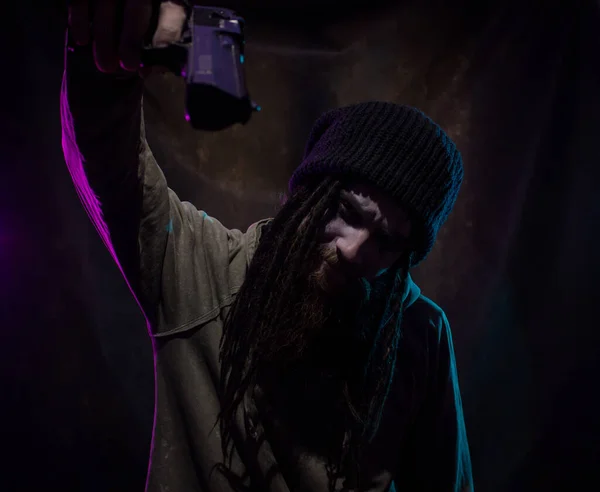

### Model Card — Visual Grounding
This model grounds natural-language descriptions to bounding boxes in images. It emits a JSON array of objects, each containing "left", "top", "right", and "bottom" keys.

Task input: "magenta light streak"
[{"left": 60, "top": 48, "right": 158, "bottom": 492}]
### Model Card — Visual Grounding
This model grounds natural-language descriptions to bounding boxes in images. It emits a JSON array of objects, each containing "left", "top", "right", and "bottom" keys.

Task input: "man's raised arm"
[
  {"left": 60, "top": 1, "right": 242, "bottom": 332},
  {"left": 61, "top": 35, "right": 169, "bottom": 318}
]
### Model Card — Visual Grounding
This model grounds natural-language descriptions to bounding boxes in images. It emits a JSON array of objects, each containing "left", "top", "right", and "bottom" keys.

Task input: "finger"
[
  {"left": 68, "top": 0, "right": 91, "bottom": 45},
  {"left": 119, "top": 0, "right": 153, "bottom": 71},
  {"left": 93, "top": 0, "right": 119, "bottom": 72},
  {"left": 152, "top": 1, "right": 188, "bottom": 48}
]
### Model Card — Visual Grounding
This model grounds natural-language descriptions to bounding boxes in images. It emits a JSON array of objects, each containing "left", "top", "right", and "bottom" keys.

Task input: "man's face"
[
  {"left": 237, "top": 181, "right": 414, "bottom": 369},
  {"left": 310, "top": 182, "right": 413, "bottom": 296}
]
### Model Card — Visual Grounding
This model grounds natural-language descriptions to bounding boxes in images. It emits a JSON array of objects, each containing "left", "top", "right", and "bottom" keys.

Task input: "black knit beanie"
[{"left": 288, "top": 101, "right": 464, "bottom": 266}]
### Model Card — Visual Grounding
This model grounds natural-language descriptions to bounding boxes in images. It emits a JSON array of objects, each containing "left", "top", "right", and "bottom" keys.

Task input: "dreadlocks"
[
  {"left": 334, "top": 254, "right": 412, "bottom": 489},
  {"left": 217, "top": 176, "right": 413, "bottom": 489},
  {"left": 218, "top": 177, "right": 342, "bottom": 460}
]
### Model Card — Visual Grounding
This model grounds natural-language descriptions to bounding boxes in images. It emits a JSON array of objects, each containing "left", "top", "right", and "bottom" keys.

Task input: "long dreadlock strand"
[
  {"left": 219, "top": 177, "right": 332, "bottom": 391},
  {"left": 257, "top": 210, "right": 329, "bottom": 355},
  {"left": 362, "top": 252, "right": 413, "bottom": 441},
  {"left": 332, "top": 252, "right": 414, "bottom": 491},
  {"left": 218, "top": 177, "right": 342, "bottom": 463}
]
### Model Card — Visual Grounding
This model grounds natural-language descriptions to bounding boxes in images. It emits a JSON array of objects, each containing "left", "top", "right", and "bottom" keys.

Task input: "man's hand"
[{"left": 68, "top": 0, "right": 188, "bottom": 73}]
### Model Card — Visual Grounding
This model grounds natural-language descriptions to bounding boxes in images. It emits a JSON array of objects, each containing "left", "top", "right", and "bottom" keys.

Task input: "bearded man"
[{"left": 63, "top": 1, "right": 474, "bottom": 491}]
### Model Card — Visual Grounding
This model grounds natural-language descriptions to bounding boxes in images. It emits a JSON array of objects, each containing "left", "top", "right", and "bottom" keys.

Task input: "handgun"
[{"left": 141, "top": 5, "right": 260, "bottom": 131}]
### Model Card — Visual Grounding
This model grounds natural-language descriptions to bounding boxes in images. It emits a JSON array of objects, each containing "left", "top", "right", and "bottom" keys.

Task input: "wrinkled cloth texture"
[{"left": 60, "top": 42, "right": 473, "bottom": 492}]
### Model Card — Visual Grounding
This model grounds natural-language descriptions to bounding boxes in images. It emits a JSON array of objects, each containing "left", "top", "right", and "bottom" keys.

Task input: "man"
[{"left": 63, "top": 1, "right": 473, "bottom": 491}]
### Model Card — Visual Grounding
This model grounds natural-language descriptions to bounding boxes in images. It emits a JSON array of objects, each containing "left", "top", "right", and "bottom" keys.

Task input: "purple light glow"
[{"left": 60, "top": 57, "right": 158, "bottom": 492}]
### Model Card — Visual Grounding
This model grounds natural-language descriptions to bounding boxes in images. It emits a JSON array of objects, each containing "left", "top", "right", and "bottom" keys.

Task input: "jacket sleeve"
[
  {"left": 60, "top": 38, "right": 246, "bottom": 334},
  {"left": 394, "top": 312, "right": 474, "bottom": 492}
]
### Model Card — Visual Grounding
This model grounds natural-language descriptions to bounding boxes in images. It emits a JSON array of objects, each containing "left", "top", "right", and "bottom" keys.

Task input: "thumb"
[{"left": 153, "top": 1, "right": 189, "bottom": 48}]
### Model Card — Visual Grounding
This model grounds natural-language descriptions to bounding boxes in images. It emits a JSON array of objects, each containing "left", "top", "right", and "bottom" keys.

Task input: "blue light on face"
[{"left": 376, "top": 268, "right": 388, "bottom": 277}]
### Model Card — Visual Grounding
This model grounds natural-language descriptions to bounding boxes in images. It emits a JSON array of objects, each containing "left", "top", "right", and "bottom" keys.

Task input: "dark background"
[{"left": 2, "top": 0, "right": 599, "bottom": 490}]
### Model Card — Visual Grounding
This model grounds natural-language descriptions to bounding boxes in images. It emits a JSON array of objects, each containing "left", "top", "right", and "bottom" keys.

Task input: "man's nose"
[{"left": 336, "top": 229, "right": 371, "bottom": 267}]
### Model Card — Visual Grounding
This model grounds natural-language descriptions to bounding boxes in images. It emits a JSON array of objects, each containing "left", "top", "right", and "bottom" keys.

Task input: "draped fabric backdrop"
[{"left": 2, "top": 0, "right": 599, "bottom": 490}]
